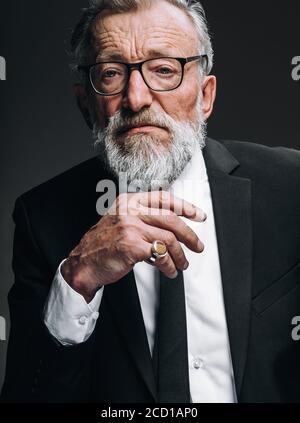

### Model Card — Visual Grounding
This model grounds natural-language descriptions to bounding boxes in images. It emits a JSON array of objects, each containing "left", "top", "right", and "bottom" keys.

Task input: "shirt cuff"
[{"left": 43, "top": 259, "right": 104, "bottom": 346}]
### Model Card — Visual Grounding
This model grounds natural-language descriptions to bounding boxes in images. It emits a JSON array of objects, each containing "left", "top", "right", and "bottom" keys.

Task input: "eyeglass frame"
[{"left": 78, "top": 55, "right": 208, "bottom": 96}]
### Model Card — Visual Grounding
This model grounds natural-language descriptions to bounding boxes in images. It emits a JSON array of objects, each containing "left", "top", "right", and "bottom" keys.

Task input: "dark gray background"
[{"left": 0, "top": 1, "right": 300, "bottom": 391}]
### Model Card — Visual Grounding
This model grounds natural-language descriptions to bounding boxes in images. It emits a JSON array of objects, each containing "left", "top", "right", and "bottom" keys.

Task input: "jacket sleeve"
[{"left": 0, "top": 197, "right": 95, "bottom": 403}]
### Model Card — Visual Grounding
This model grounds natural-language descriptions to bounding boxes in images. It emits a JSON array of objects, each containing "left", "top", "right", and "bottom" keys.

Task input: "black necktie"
[{"left": 152, "top": 269, "right": 190, "bottom": 403}]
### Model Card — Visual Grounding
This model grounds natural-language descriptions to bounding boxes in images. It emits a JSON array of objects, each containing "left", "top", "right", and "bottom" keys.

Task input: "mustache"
[{"left": 107, "top": 108, "right": 170, "bottom": 136}]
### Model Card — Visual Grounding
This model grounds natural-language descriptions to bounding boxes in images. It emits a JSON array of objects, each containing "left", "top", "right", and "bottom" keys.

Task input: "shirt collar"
[{"left": 170, "top": 142, "right": 208, "bottom": 197}]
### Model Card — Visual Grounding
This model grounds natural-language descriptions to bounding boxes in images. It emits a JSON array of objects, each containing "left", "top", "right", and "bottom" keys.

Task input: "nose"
[{"left": 122, "top": 69, "right": 153, "bottom": 112}]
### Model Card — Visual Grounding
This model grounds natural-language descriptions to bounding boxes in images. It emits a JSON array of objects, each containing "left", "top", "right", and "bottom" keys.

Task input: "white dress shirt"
[{"left": 44, "top": 142, "right": 237, "bottom": 403}]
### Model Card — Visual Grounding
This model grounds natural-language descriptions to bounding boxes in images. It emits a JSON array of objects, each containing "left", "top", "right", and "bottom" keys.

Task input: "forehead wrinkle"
[
  {"left": 92, "top": 25, "right": 198, "bottom": 61},
  {"left": 94, "top": 25, "right": 197, "bottom": 45},
  {"left": 94, "top": 32, "right": 131, "bottom": 53},
  {"left": 90, "top": 0, "right": 200, "bottom": 53},
  {"left": 93, "top": 26, "right": 131, "bottom": 47}
]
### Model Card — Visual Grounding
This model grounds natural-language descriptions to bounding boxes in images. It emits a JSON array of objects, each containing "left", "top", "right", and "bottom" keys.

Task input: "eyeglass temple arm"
[{"left": 186, "top": 55, "right": 208, "bottom": 72}]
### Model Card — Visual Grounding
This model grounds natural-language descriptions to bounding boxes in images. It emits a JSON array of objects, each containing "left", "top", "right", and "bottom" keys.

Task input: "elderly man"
[{"left": 1, "top": 0, "right": 300, "bottom": 403}]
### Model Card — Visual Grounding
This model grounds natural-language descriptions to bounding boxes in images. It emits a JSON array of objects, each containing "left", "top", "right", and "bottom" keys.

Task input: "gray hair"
[{"left": 70, "top": 0, "right": 214, "bottom": 82}]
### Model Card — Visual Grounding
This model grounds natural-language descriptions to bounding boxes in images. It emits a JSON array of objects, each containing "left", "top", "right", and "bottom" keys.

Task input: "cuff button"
[{"left": 79, "top": 315, "right": 87, "bottom": 325}]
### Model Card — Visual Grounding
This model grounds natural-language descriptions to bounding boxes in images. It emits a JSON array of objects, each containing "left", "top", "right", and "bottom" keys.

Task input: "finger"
[
  {"left": 139, "top": 211, "right": 204, "bottom": 253},
  {"left": 141, "top": 224, "right": 190, "bottom": 271},
  {"left": 136, "top": 191, "right": 206, "bottom": 222},
  {"left": 145, "top": 241, "right": 178, "bottom": 279},
  {"left": 133, "top": 239, "right": 178, "bottom": 278}
]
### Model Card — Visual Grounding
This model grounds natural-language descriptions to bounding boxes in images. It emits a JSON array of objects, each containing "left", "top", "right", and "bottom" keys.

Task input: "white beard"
[{"left": 93, "top": 97, "right": 207, "bottom": 192}]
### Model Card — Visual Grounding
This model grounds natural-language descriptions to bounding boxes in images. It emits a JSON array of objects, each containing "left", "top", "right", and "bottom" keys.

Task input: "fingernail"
[
  {"left": 183, "top": 261, "right": 189, "bottom": 270},
  {"left": 197, "top": 210, "right": 207, "bottom": 222},
  {"left": 192, "top": 208, "right": 206, "bottom": 222},
  {"left": 198, "top": 240, "right": 204, "bottom": 252},
  {"left": 171, "top": 271, "right": 178, "bottom": 279}
]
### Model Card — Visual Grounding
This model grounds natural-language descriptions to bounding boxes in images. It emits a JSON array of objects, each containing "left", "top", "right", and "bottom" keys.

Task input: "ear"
[
  {"left": 73, "top": 83, "right": 94, "bottom": 130},
  {"left": 201, "top": 75, "right": 217, "bottom": 121}
]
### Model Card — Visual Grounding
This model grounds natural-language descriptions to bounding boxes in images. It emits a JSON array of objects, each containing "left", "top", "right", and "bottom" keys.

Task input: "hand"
[{"left": 62, "top": 191, "right": 206, "bottom": 302}]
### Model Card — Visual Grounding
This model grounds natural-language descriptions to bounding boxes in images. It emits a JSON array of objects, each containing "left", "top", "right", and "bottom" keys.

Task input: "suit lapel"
[{"left": 203, "top": 138, "right": 253, "bottom": 398}]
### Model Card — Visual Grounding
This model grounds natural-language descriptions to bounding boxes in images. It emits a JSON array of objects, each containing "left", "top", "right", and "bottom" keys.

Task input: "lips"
[{"left": 117, "top": 124, "right": 165, "bottom": 135}]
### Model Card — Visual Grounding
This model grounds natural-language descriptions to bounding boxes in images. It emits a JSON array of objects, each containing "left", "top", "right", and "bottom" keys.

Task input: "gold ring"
[
  {"left": 151, "top": 240, "right": 168, "bottom": 258},
  {"left": 146, "top": 240, "right": 168, "bottom": 265}
]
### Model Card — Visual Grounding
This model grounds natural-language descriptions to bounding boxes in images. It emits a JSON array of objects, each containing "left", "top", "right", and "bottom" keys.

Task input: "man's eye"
[
  {"left": 156, "top": 66, "right": 174, "bottom": 75},
  {"left": 101, "top": 69, "right": 120, "bottom": 78}
]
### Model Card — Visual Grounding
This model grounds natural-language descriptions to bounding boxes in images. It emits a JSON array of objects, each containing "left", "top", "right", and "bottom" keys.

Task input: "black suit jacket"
[{"left": 1, "top": 137, "right": 300, "bottom": 403}]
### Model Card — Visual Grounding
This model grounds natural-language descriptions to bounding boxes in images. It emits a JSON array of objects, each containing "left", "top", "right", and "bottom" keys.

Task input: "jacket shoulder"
[
  {"left": 12, "top": 157, "right": 108, "bottom": 269},
  {"left": 217, "top": 139, "right": 300, "bottom": 206},
  {"left": 220, "top": 138, "right": 300, "bottom": 171},
  {"left": 15, "top": 156, "right": 104, "bottom": 213}
]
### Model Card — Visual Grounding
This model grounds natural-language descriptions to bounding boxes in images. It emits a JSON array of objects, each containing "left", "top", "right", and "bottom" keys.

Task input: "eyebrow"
[
  {"left": 95, "top": 52, "right": 125, "bottom": 61},
  {"left": 95, "top": 49, "right": 180, "bottom": 62}
]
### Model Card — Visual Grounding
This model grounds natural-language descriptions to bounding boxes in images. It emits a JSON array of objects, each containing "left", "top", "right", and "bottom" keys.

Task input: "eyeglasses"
[{"left": 78, "top": 55, "right": 208, "bottom": 96}]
